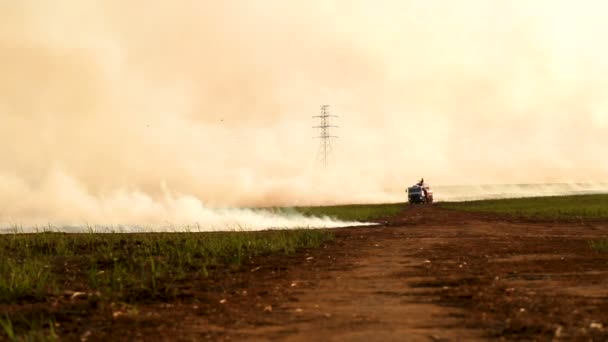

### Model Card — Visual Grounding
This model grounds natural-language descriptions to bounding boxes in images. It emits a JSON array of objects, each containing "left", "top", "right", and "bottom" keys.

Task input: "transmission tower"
[{"left": 313, "top": 105, "right": 338, "bottom": 168}]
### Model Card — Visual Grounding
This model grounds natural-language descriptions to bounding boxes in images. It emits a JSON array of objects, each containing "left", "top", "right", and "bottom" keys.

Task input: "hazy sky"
[{"left": 1, "top": 1, "right": 607, "bottom": 224}]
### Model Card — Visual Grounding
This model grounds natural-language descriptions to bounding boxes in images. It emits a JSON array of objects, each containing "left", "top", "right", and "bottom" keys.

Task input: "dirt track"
[{"left": 42, "top": 205, "right": 608, "bottom": 341}]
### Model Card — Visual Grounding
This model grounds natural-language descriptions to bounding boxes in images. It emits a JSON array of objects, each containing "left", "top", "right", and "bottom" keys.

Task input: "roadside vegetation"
[
  {"left": 0, "top": 229, "right": 332, "bottom": 340},
  {"left": 441, "top": 194, "right": 608, "bottom": 220}
]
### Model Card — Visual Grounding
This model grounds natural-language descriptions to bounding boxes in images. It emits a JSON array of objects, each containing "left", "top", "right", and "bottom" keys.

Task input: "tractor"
[{"left": 407, "top": 184, "right": 433, "bottom": 204}]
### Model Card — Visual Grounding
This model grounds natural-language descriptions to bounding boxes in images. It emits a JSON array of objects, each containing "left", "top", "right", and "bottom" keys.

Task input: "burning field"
[
  {"left": 1, "top": 195, "right": 607, "bottom": 341},
  {"left": 3, "top": 1, "right": 608, "bottom": 340}
]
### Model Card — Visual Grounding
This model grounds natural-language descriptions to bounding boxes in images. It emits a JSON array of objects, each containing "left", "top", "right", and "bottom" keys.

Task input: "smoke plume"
[{"left": 1, "top": 1, "right": 608, "bottom": 228}]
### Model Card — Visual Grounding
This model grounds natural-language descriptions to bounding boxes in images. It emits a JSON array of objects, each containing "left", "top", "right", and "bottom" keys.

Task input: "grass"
[
  {"left": 0, "top": 315, "right": 15, "bottom": 341},
  {"left": 0, "top": 314, "right": 58, "bottom": 342},
  {"left": 275, "top": 202, "right": 406, "bottom": 222},
  {"left": 0, "top": 201, "right": 406, "bottom": 308},
  {"left": 0, "top": 259, "right": 52, "bottom": 303},
  {"left": 442, "top": 194, "right": 608, "bottom": 254},
  {"left": 0, "top": 229, "right": 333, "bottom": 339},
  {"left": 0, "top": 229, "right": 333, "bottom": 305},
  {"left": 589, "top": 239, "right": 608, "bottom": 252},
  {"left": 441, "top": 194, "right": 608, "bottom": 220},
  {"left": 0, "top": 203, "right": 406, "bottom": 339}
]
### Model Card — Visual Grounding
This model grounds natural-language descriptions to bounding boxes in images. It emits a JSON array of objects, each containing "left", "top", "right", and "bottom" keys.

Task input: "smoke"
[
  {"left": 0, "top": 165, "right": 375, "bottom": 231},
  {"left": 1, "top": 1, "right": 608, "bottom": 228}
]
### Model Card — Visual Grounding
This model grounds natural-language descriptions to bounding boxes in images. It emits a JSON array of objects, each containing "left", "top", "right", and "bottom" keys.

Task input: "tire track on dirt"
[{"left": 233, "top": 227, "right": 482, "bottom": 341}]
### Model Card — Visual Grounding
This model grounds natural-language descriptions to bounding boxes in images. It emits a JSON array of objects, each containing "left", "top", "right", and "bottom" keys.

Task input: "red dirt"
[{"left": 3, "top": 205, "right": 608, "bottom": 341}]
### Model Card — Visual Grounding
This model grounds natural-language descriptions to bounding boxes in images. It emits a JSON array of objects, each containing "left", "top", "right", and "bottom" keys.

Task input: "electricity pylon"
[{"left": 313, "top": 105, "right": 338, "bottom": 168}]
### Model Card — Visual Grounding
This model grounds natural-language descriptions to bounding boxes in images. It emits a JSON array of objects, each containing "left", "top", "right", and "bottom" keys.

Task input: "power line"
[{"left": 313, "top": 105, "right": 338, "bottom": 168}]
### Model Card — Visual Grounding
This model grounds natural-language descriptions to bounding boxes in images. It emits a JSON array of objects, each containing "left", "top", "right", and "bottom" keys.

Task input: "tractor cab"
[{"left": 407, "top": 184, "right": 433, "bottom": 204}]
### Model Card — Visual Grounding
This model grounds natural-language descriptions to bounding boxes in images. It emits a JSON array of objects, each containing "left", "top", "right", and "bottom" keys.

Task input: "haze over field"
[{"left": 1, "top": 1, "right": 608, "bottom": 227}]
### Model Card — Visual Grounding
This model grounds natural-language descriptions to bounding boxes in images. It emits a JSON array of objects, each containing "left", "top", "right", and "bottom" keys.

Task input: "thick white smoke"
[
  {"left": 1, "top": 1, "right": 608, "bottom": 229},
  {"left": 0, "top": 166, "right": 375, "bottom": 232}
]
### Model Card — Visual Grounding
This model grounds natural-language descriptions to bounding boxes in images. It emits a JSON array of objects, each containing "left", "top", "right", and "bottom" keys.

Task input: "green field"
[
  {"left": 0, "top": 227, "right": 338, "bottom": 339},
  {"left": 441, "top": 194, "right": 608, "bottom": 220},
  {"left": 3, "top": 196, "right": 607, "bottom": 339},
  {"left": 0, "top": 202, "right": 406, "bottom": 310},
  {"left": 442, "top": 194, "right": 608, "bottom": 253},
  {"left": 0, "top": 201, "right": 407, "bottom": 340},
  {"left": 0, "top": 229, "right": 332, "bottom": 305}
]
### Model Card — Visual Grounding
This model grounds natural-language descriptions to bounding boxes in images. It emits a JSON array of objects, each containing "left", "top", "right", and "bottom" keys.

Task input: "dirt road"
[{"left": 55, "top": 205, "right": 608, "bottom": 341}]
